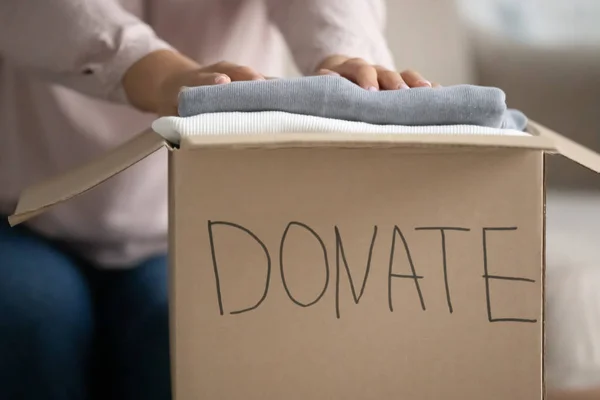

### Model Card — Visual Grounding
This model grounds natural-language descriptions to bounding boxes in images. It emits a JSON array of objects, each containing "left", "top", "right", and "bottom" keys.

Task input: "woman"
[{"left": 0, "top": 1, "right": 433, "bottom": 399}]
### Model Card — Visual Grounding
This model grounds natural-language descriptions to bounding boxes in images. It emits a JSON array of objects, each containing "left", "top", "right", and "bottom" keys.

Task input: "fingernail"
[
  {"left": 252, "top": 76, "right": 266, "bottom": 81},
  {"left": 417, "top": 80, "right": 432, "bottom": 87},
  {"left": 398, "top": 83, "right": 410, "bottom": 90},
  {"left": 327, "top": 71, "right": 341, "bottom": 77},
  {"left": 367, "top": 86, "right": 378, "bottom": 92},
  {"left": 215, "top": 75, "right": 229, "bottom": 84}
]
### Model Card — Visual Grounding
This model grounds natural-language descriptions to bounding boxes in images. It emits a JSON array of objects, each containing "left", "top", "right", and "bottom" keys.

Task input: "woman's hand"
[
  {"left": 316, "top": 55, "right": 439, "bottom": 91},
  {"left": 123, "top": 50, "right": 265, "bottom": 116},
  {"left": 156, "top": 60, "right": 266, "bottom": 116}
]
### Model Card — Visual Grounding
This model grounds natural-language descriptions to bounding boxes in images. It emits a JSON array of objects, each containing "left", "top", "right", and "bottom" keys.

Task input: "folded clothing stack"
[{"left": 153, "top": 75, "right": 529, "bottom": 142}]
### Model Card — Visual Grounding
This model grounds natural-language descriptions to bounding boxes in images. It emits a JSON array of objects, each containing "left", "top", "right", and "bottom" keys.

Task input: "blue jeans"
[{"left": 0, "top": 218, "right": 171, "bottom": 400}]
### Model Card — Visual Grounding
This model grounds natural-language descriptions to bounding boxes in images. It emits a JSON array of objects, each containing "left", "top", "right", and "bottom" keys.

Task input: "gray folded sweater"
[{"left": 178, "top": 75, "right": 527, "bottom": 130}]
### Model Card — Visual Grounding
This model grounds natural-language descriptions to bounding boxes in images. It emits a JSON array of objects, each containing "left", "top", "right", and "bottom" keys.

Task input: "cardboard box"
[{"left": 8, "top": 121, "right": 600, "bottom": 399}]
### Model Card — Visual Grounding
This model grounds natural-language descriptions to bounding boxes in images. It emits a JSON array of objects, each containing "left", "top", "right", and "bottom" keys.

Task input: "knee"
[
  {"left": 0, "top": 275, "right": 93, "bottom": 400},
  {"left": 0, "top": 224, "right": 94, "bottom": 400},
  {"left": 0, "top": 264, "right": 94, "bottom": 353},
  {"left": 0, "top": 261, "right": 93, "bottom": 398}
]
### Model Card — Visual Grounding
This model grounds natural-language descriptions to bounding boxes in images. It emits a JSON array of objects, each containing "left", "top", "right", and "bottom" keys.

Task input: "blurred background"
[{"left": 287, "top": 0, "right": 600, "bottom": 396}]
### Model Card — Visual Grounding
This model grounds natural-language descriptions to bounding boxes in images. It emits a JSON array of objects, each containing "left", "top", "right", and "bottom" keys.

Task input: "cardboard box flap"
[
  {"left": 180, "top": 130, "right": 557, "bottom": 151},
  {"left": 529, "top": 120, "right": 600, "bottom": 173},
  {"left": 9, "top": 119, "right": 598, "bottom": 227},
  {"left": 8, "top": 129, "right": 169, "bottom": 226}
]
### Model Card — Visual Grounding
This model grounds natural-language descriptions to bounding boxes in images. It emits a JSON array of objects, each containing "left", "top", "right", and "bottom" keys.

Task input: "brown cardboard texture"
[
  {"left": 9, "top": 122, "right": 600, "bottom": 400},
  {"left": 8, "top": 129, "right": 170, "bottom": 226}
]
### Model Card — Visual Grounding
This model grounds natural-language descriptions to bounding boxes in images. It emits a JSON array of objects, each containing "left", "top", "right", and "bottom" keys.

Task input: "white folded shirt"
[{"left": 152, "top": 111, "right": 529, "bottom": 144}]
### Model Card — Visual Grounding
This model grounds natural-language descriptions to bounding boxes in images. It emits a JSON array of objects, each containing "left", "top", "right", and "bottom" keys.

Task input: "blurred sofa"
[
  {"left": 457, "top": 0, "right": 600, "bottom": 189},
  {"left": 469, "top": 29, "right": 600, "bottom": 189}
]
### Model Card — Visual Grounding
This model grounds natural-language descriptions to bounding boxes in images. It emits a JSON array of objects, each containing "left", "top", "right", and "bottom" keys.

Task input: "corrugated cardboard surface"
[
  {"left": 169, "top": 145, "right": 544, "bottom": 399},
  {"left": 8, "top": 129, "right": 168, "bottom": 226}
]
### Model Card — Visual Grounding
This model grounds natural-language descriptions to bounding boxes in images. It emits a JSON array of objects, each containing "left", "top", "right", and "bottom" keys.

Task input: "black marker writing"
[
  {"left": 208, "top": 221, "right": 271, "bottom": 316},
  {"left": 388, "top": 226, "right": 425, "bottom": 312},
  {"left": 279, "top": 221, "right": 329, "bottom": 307},
  {"left": 482, "top": 227, "right": 537, "bottom": 323},
  {"left": 415, "top": 227, "right": 470, "bottom": 314},
  {"left": 334, "top": 226, "right": 378, "bottom": 319}
]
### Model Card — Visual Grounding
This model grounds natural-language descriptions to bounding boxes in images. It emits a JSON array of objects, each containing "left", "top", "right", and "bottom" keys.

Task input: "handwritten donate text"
[{"left": 207, "top": 221, "right": 537, "bottom": 324}]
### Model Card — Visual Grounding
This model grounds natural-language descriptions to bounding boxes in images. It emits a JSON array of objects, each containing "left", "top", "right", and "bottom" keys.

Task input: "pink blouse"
[{"left": 0, "top": 0, "right": 394, "bottom": 267}]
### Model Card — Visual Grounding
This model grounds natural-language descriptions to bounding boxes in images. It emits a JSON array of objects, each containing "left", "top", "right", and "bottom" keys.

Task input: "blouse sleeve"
[
  {"left": 266, "top": 0, "right": 396, "bottom": 75},
  {"left": 0, "top": 0, "right": 173, "bottom": 103}
]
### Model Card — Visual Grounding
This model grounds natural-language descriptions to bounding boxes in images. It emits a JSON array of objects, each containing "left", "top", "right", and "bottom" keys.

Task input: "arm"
[
  {"left": 265, "top": 0, "right": 396, "bottom": 75},
  {"left": 266, "top": 0, "right": 436, "bottom": 90},
  {"left": 0, "top": 0, "right": 176, "bottom": 104},
  {"left": 0, "top": 0, "right": 267, "bottom": 115}
]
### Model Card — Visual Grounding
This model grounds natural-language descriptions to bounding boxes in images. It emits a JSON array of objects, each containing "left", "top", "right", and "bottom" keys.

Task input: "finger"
[
  {"left": 159, "top": 72, "right": 231, "bottom": 116},
  {"left": 432, "top": 82, "right": 442, "bottom": 88},
  {"left": 316, "top": 68, "right": 341, "bottom": 77},
  {"left": 375, "top": 66, "right": 409, "bottom": 90},
  {"left": 193, "top": 72, "right": 231, "bottom": 86},
  {"left": 333, "top": 58, "right": 379, "bottom": 90},
  {"left": 400, "top": 69, "right": 432, "bottom": 88}
]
